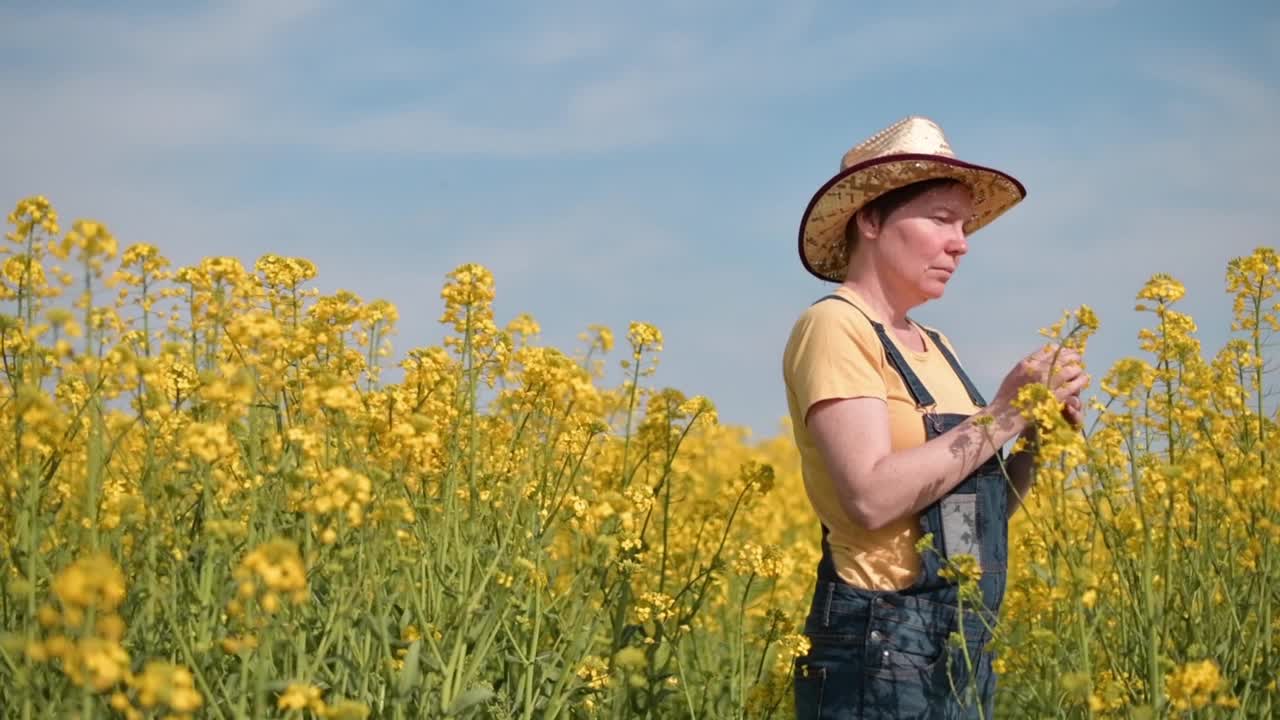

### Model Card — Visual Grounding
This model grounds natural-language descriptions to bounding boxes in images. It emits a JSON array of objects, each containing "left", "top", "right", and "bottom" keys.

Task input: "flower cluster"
[
  {"left": 231, "top": 539, "right": 309, "bottom": 614},
  {"left": 27, "top": 554, "right": 130, "bottom": 693},
  {"left": 1164, "top": 659, "right": 1236, "bottom": 712},
  {"left": 113, "top": 661, "right": 204, "bottom": 720},
  {"left": 308, "top": 466, "right": 373, "bottom": 543}
]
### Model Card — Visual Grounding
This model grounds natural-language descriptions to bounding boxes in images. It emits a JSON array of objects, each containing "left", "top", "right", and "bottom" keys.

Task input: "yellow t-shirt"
[{"left": 781, "top": 285, "right": 982, "bottom": 590}]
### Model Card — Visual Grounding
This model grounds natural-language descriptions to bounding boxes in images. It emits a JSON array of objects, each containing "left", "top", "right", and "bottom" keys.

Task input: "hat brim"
[{"left": 798, "top": 153, "right": 1026, "bottom": 283}]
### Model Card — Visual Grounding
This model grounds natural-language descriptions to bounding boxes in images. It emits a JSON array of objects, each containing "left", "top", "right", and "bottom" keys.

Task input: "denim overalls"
[{"left": 793, "top": 295, "right": 1009, "bottom": 719}]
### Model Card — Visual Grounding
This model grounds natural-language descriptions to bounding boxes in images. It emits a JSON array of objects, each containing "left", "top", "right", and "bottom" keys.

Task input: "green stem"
[{"left": 618, "top": 354, "right": 643, "bottom": 490}]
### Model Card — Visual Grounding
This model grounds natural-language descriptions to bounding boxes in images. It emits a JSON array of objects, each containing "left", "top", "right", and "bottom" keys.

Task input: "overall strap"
[
  {"left": 813, "top": 294, "right": 936, "bottom": 410},
  {"left": 919, "top": 327, "right": 987, "bottom": 408}
]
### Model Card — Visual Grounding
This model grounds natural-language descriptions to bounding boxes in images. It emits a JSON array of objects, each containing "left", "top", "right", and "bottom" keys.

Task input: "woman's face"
[{"left": 860, "top": 182, "right": 973, "bottom": 304}]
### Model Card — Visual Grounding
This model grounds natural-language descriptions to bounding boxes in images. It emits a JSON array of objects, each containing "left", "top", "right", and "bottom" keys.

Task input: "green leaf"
[
  {"left": 398, "top": 639, "right": 422, "bottom": 696},
  {"left": 445, "top": 685, "right": 494, "bottom": 717}
]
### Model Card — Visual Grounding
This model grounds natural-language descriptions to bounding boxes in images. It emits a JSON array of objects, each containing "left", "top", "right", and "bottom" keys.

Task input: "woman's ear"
[{"left": 853, "top": 207, "right": 880, "bottom": 244}]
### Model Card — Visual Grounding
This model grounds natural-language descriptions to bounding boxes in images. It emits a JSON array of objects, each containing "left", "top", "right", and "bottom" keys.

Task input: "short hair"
[{"left": 843, "top": 177, "right": 968, "bottom": 255}]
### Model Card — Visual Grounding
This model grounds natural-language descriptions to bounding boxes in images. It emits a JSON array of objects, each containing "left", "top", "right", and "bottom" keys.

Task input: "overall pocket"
[
  {"left": 792, "top": 655, "right": 826, "bottom": 719},
  {"left": 860, "top": 608, "right": 950, "bottom": 718},
  {"left": 793, "top": 650, "right": 865, "bottom": 719},
  {"left": 864, "top": 614, "right": 947, "bottom": 680},
  {"left": 794, "top": 582, "right": 874, "bottom": 717}
]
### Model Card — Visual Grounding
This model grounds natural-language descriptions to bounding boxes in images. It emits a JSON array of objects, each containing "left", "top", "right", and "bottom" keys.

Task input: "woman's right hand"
[{"left": 991, "top": 344, "right": 1090, "bottom": 430}]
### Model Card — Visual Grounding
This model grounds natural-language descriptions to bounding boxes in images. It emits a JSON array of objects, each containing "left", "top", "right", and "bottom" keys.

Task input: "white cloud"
[
  {"left": 1154, "top": 61, "right": 1277, "bottom": 118},
  {"left": 1, "top": 1, "right": 325, "bottom": 72},
  {"left": 1, "top": 1, "right": 1119, "bottom": 161},
  {"left": 437, "top": 203, "right": 685, "bottom": 298},
  {"left": 516, "top": 24, "right": 616, "bottom": 66},
  {"left": 0, "top": 1, "right": 336, "bottom": 161}
]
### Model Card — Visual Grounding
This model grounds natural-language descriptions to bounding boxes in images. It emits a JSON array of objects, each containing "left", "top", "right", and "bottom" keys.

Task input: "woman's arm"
[{"left": 807, "top": 396, "right": 1029, "bottom": 531}]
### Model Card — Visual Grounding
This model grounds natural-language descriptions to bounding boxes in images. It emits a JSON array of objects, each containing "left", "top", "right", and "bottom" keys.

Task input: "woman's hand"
[
  {"left": 1061, "top": 394, "right": 1085, "bottom": 429},
  {"left": 990, "top": 344, "right": 1090, "bottom": 434}
]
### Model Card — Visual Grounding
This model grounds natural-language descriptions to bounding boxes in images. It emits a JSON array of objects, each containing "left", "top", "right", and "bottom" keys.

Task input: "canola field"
[{"left": 0, "top": 196, "right": 1276, "bottom": 718}]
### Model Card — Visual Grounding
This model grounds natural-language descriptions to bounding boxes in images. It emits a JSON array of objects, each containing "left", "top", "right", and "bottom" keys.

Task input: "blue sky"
[{"left": 2, "top": 1, "right": 1278, "bottom": 439}]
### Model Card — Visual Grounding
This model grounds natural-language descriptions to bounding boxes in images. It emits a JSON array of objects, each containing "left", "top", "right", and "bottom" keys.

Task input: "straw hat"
[{"left": 798, "top": 116, "right": 1026, "bottom": 283}]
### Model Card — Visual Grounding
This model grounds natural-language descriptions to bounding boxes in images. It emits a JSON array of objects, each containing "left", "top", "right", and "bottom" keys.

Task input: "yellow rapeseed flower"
[
  {"left": 7, "top": 195, "right": 60, "bottom": 237},
  {"left": 1164, "top": 659, "right": 1225, "bottom": 712},
  {"left": 627, "top": 321, "right": 663, "bottom": 356},
  {"left": 52, "top": 554, "right": 126, "bottom": 614},
  {"left": 129, "top": 660, "right": 204, "bottom": 715},
  {"left": 234, "top": 539, "right": 308, "bottom": 607},
  {"left": 278, "top": 682, "right": 326, "bottom": 712}
]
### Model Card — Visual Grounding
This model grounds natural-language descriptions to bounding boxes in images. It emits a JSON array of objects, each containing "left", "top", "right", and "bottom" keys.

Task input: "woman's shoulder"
[
  {"left": 782, "top": 294, "right": 890, "bottom": 391},
  {"left": 793, "top": 293, "right": 878, "bottom": 332},
  {"left": 784, "top": 293, "right": 884, "bottom": 359}
]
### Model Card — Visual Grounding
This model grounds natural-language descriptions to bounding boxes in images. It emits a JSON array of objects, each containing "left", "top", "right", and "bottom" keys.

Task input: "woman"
[{"left": 783, "top": 116, "right": 1088, "bottom": 718}]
